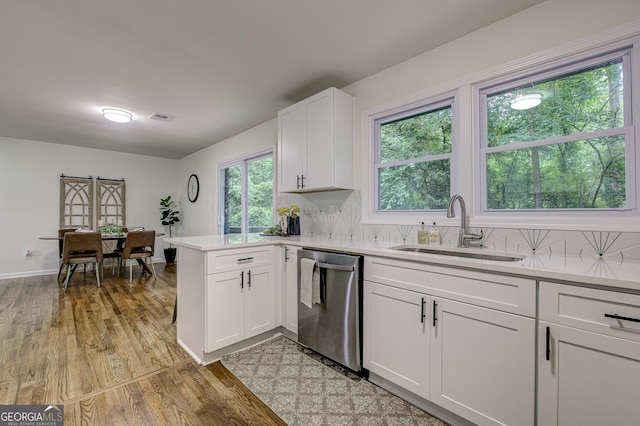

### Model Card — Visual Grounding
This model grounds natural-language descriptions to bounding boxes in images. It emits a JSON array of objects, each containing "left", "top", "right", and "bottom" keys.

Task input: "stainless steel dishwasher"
[{"left": 297, "top": 248, "right": 364, "bottom": 374}]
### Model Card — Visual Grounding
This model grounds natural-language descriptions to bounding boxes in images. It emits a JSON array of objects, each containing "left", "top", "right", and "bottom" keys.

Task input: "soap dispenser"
[
  {"left": 418, "top": 222, "right": 429, "bottom": 245},
  {"left": 428, "top": 222, "right": 441, "bottom": 245}
]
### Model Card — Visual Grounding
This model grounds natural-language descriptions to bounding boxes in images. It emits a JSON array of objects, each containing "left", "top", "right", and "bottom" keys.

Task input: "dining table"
[
  {"left": 38, "top": 231, "right": 165, "bottom": 241},
  {"left": 39, "top": 231, "right": 165, "bottom": 277}
]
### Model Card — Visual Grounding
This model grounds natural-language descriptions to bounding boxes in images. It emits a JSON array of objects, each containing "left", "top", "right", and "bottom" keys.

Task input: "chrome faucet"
[{"left": 446, "top": 194, "right": 483, "bottom": 248}]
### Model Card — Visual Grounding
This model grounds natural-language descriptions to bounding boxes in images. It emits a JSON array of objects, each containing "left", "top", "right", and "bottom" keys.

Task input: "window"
[
  {"left": 480, "top": 49, "right": 633, "bottom": 212},
  {"left": 374, "top": 98, "right": 454, "bottom": 212},
  {"left": 219, "top": 150, "right": 274, "bottom": 234}
]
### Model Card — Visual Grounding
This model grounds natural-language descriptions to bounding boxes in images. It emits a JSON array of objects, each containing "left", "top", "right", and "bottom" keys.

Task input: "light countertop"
[{"left": 166, "top": 234, "right": 640, "bottom": 292}]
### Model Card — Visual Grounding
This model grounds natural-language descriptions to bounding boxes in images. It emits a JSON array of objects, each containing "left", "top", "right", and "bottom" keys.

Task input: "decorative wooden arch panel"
[
  {"left": 60, "top": 176, "right": 94, "bottom": 229},
  {"left": 60, "top": 175, "right": 126, "bottom": 230},
  {"left": 97, "top": 178, "right": 126, "bottom": 227}
]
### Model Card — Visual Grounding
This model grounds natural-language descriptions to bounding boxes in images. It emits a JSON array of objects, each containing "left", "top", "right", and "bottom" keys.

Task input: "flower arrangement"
[
  {"left": 277, "top": 205, "right": 301, "bottom": 218},
  {"left": 277, "top": 205, "right": 301, "bottom": 235},
  {"left": 99, "top": 225, "right": 123, "bottom": 235},
  {"left": 263, "top": 205, "right": 302, "bottom": 236}
]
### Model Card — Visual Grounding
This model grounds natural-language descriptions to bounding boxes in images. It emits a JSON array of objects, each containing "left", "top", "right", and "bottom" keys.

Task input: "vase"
[{"left": 288, "top": 216, "right": 300, "bottom": 235}]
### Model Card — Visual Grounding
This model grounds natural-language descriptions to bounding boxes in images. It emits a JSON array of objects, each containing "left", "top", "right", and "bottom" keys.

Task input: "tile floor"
[{"left": 221, "top": 336, "right": 448, "bottom": 426}]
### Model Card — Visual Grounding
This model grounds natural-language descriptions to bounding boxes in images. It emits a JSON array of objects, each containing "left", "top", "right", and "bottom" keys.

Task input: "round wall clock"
[{"left": 187, "top": 174, "right": 199, "bottom": 202}]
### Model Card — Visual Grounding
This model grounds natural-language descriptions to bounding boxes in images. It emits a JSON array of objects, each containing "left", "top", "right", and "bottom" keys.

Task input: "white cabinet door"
[
  {"left": 364, "top": 281, "right": 430, "bottom": 399},
  {"left": 538, "top": 321, "right": 640, "bottom": 426},
  {"left": 244, "top": 264, "right": 275, "bottom": 339},
  {"left": 206, "top": 270, "right": 244, "bottom": 352},
  {"left": 206, "top": 264, "right": 275, "bottom": 351},
  {"left": 277, "top": 87, "right": 354, "bottom": 193},
  {"left": 430, "top": 298, "right": 535, "bottom": 426},
  {"left": 284, "top": 245, "right": 299, "bottom": 334},
  {"left": 278, "top": 105, "right": 304, "bottom": 192},
  {"left": 305, "top": 91, "right": 334, "bottom": 190}
]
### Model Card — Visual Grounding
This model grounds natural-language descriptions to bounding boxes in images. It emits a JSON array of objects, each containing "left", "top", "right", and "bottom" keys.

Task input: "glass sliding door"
[
  {"left": 219, "top": 150, "right": 273, "bottom": 234},
  {"left": 222, "top": 164, "right": 242, "bottom": 234}
]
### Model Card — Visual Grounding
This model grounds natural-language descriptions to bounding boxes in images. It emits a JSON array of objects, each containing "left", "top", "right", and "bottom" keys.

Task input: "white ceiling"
[{"left": 0, "top": 0, "right": 544, "bottom": 159}]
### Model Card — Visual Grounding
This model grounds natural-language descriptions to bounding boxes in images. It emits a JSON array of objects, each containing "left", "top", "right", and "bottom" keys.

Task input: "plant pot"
[{"left": 164, "top": 247, "right": 177, "bottom": 264}]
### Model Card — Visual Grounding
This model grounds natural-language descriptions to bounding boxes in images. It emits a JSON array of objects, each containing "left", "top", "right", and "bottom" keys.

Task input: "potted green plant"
[{"left": 160, "top": 195, "right": 180, "bottom": 264}]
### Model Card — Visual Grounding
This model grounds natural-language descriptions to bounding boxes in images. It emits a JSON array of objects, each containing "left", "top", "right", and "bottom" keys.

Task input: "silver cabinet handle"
[
  {"left": 316, "top": 262, "right": 354, "bottom": 272},
  {"left": 237, "top": 257, "right": 254, "bottom": 264}
]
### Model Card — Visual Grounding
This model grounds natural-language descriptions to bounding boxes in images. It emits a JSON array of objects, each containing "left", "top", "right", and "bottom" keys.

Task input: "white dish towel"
[{"left": 300, "top": 258, "right": 321, "bottom": 309}]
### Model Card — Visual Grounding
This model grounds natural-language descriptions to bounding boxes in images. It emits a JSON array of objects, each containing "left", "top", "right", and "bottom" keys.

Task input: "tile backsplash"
[{"left": 278, "top": 190, "right": 640, "bottom": 261}]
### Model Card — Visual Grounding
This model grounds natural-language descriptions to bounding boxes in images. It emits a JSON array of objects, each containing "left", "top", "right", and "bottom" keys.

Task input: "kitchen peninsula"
[{"left": 168, "top": 233, "right": 640, "bottom": 426}]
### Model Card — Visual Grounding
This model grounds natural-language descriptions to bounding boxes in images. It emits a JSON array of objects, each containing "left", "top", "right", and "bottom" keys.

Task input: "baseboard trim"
[
  {"left": 0, "top": 257, "right": 167, "bottom": 280},
  {"left": 0, "top": 269, "right": 59, "bottom": 279},
  {"left": 195, "top": 328, "right": 286, "bottom": 366}
]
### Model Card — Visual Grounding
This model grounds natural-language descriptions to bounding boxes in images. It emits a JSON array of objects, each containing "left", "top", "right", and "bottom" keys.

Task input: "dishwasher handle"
[{"left": 315, "top": 262, "right": 354, "bottom": 272}]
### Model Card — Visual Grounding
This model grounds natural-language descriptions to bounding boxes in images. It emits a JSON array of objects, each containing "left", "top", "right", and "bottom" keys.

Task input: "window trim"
[
  {"left": 374, "top": 98, "right": 454, "bottom": 213},
  {"left": 476, "top": 47, "right": 636, "bottom": 217},
  {"left": 217, "top": 147, "right": 274, "bottom": 235},
  {"left": 364, "top": 92, "right": 458, "bottom": 222}
]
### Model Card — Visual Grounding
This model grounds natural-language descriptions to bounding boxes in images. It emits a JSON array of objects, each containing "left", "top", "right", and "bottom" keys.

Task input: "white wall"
[
  {"left": 177, "top": 120, "right": 278, "bottom": 237},
  {"left": 0, "top": 137, "right": 178, "bottom": 277},
  {"left": 346, "top": 0, "right": 640, "bottom": 114},
  {"left": 347, "top": 0, "right": 640, "bottom": 190}
]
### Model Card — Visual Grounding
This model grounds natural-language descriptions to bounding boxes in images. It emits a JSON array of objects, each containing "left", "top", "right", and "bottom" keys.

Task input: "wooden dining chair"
[
  {"left": 60, "top": 232, "right": 104, "bottom": 291},
  {"left": 117, "top": 230, "right": 156, "bottom": 282},
  {"left": 57, "top": 228, "right": 78, "bottom": 279}
]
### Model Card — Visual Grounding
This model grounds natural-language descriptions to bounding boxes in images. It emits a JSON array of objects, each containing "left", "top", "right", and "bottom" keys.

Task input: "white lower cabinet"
[
  {"left": 363, "top": 256, "right": 536, "bottom": 426},
  {"left": 431, "top": 298, "right": 535, "bottom": 426},
  {"left": 538, "top": 281, "right": 640, "bottom": 426},
  {"left": 284, "top": 245, "right": 299, "bottom": 334},
  {"left": 364, "top": 281, "right": 430, "bottom": 398},
  {"left": 206, "top": 264, "right": 274, "bottom": 352},
  {"left": 176, "top": 245, "right": 276, "bottom": 364}
]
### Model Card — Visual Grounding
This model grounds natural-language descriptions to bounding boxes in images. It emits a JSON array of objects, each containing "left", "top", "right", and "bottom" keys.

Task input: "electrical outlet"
[{"left": 24, "top": 249, "right": 32, "bottom": 260}]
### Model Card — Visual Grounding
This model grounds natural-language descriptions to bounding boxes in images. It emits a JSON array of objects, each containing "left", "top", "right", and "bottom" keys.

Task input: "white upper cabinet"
[{"left": 277, "top": 87, "right": 355, "bottom": 192}]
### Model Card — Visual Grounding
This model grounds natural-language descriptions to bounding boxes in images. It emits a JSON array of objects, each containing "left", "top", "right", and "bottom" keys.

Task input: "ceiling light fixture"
[
  {"left": 510, "top": 93, "right": 542, "bottom": 110},
  {"left": 102, "top": 108, "right": 133, "bottom": 123}
]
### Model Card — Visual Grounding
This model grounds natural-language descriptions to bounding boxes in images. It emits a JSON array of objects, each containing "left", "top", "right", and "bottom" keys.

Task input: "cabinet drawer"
[
  {"left": 207, "top": 246, "right": 273, "bottom": 274},
  {"left": 540, "top": 281, "right": 640, "bottom": 342},
  {"left": 365, "top": 256, "right": 536, "bottom": 317}
]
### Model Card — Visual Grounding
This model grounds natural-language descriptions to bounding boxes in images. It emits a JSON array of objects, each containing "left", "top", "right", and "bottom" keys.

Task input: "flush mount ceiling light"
[
  {"left": 510, "top": 93, "right": 542, "bottom": 110},
  {"left": 102, "top": 108, "right": 133, "bottom": 123}
]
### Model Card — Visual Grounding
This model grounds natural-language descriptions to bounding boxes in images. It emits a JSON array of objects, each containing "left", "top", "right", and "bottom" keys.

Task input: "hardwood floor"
[{"left": 0, "top": 264, "right": 285, "bottom": 425}]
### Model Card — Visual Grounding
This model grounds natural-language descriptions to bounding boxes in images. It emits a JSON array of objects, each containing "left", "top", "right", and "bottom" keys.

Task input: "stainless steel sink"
[{"left": 389, "top": 245, "right": 525, "bottom": 262}]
